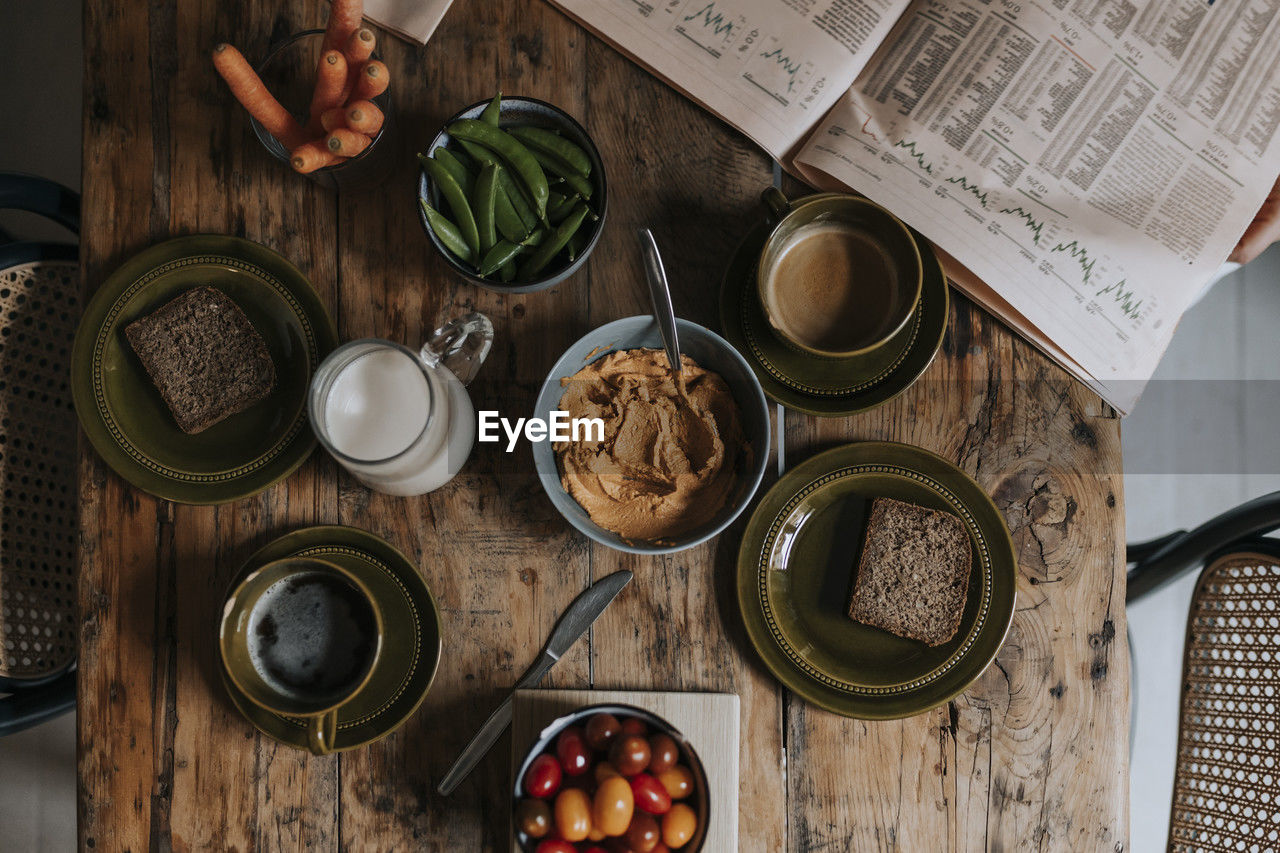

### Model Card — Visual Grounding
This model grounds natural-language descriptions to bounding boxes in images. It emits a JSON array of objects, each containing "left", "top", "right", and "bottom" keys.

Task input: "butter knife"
[{"left": 436, "top": 570, "right": 633, "bottom": 795}]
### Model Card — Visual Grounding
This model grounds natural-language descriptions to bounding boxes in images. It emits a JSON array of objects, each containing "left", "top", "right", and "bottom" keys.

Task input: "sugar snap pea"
[
  {"left": 519, "top": 202, "right": 590, "bottom": 279},
  {"left": 499, "top": 260, "right": 516, "bottom": 282},
  {"left": 478, "top": 239, "right": 525, "bottom": 276},
  {"left": 492, "top": 181, "right": 528, "bottom": 243},
  {"left": 422, "top": 157, "right": 480, "bottom": 259},
  {"left": 474, "top": 164, "right": 500, "bottom": 254},
  {"left": 456, "top": 139, "right": 539, "bottom": 232},
  {"left": 507, "top": 126, "right": 591, "bottom": 178},
  {"left": 419, "top": 200, "right": 473, "bottom": 264},
  {"left": 521, "top": 147, "right": 594, "bottom": 200},
  {"left": 423, "top": 149, "right": 473, "bottom": 197},
  {"left": 447, "top": 118, "right": 549, "bottom": 220},
  {"left": 548, "top": 193, "right": 580, "bottom": 225},
  {"left": 480, "top": 92, "right": 502, "bottom": 127},
  {"left": 566, "top": 228, "right": 590, "bottom": 262}
]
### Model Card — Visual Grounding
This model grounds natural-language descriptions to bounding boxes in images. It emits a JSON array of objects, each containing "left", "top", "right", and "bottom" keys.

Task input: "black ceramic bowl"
[
  {"left": 512, "top": 704, "right": 709, "bottom": 851},
  {"left": 418, "top": 96, "right": 608, "bottom": 293}
]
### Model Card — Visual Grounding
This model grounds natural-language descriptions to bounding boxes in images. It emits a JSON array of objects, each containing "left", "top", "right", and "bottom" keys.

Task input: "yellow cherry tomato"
[
  {"left": 592, "top": 775, "right": 635, "bottom": 836},
  {"left": 662, "top": 802, "right": 697, "bottom": 847},
  {"left": 657, "top": 765, "right": 694, "bottom": 800},
  {"left": 554, "top": 788, "right": 592, "bottom": 842}
]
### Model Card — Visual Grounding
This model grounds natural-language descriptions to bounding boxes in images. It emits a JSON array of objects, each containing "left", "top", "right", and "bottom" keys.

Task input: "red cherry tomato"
[
  {"left": 662, "top": 803, "right": 697, "bottom": 847},
  {"left": 534, "top": 841, "right": 576, "bottom": 853},
  {"left": 556, "top": 726, "right": 592, "bottom": 777},
  {"left": 630, "top": 773, "right": 672, "bottom": 815},
  {"left": 554, "top": 788, "right": 593, "bottom": 842},
  {"left": 647, "top": 734, "right": 679, "bottom": 775},
  {"left": 656, "top": 765, "right": 693, "bottom": 800},
  {"left": 610, "top": 735, "right": 652, "bottom": 776},
  {"left": 626, "top": 812, "right": 662, "bottom": 852},
  {"left": 583, "top": 847, "right": 610, "bottom": 853},
  {"left": 515, "top": 797, "right": 552, "bottom": 838},
  {"left": 584, "top": 712, "right": 621, "bottom": 751},
  {"left": 524, "top": 754, "right": 562, "bottom": 799},
  {"left": 621, "top": 717, "right": 648, "bottom": 736}
]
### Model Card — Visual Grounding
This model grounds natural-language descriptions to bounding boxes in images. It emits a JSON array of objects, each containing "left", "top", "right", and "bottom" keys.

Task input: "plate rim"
[
  {"left": 736, "top": 441, "right": 1017, "bottom": 719},
  {"left": 70, "top": 234, "right": 338, "bottom": 504}
]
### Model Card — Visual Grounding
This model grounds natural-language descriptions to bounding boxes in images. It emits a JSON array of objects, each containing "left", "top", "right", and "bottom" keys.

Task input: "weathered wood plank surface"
[{"left": 78, "top": 1, "right": 1127, "bottom": 850}]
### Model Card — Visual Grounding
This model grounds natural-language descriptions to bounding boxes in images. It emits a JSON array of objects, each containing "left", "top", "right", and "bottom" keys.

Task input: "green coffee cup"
[
  {"left": 219, "top": 557, "right": 383, "bottom": 756},
  {"left": 757, "top": 188, "right": 923, "bottom": 359}
]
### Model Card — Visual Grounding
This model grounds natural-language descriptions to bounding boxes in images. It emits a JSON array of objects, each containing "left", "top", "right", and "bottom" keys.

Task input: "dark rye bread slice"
[
  {"left": 124, "top": 286, "right": 276, "bottom": 434},
  {"left": 849, "top": 497, "right": 972, "bottom": 646}
]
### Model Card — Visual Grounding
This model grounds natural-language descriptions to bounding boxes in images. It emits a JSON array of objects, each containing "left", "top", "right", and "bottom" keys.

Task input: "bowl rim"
[
  {"left": 511, "top": 702, "right": 711, "bottom": 852},
  {"left": 416, "top": 95, "right": 608, "bottom": 293},
  {"left": 532, "top": 315, "right": 771, "bottom": 554}
]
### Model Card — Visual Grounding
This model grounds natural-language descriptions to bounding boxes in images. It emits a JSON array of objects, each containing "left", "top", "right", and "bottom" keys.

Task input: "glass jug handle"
[{"left": 420, "top": 312, "right": 494, "bottom": 387}]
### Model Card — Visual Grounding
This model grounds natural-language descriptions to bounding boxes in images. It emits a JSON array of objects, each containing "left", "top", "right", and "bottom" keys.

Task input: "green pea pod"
[
  {"left": 447, "top": 118, "right": 549, "bottom": 220},
  {"left": 548, "top": 194, "right": 581, "bottom": 225},
  {"left": 478, "top": 239, "right": 525, "bottom": 277},
  {"left": 566, "top": 228, "right": 590, "bottom": 263},
  {"left": 521, "top": 228, "right": 546, "bottom": 247},
  {"left": 422, "top": 157, "right": 480, "bottom": 259},
  {"left": 522, "top": 147, "right": 594, "bottom": 200},
  {"left": 456, "top": 139, "right": 539, "bottom": 232},
  {"left": 492, "top": 183, "right": 528, "bottom": 243},
  {"left": 424, "top": 149, "right": 474, "bottom": 197},
  {"left": 518, "top": 203, "right": 590, "bottom": 279},
  {"left": 480, "top": 92, "right": 502, "bottom": 127},
  {"left": 474, "top": 164, "right": 500, "bottom": 254},
  {"left": 419, "top": 200, "right": 473, "bottom": 264},
  {"left": 499, "top": 260, "right": 516, "bottom": 283},
  {"left": 507, "top": 126, "right": 591, "bottom": 178}
]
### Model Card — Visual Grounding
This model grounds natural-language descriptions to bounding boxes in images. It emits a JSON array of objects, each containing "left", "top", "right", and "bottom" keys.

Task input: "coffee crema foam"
[{"left": 764, "top": 222, "right": 900, "bottom": 352}]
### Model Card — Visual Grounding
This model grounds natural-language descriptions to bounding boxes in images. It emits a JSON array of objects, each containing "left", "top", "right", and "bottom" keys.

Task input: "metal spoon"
[{"left": 638, "top": 228, "right": 682, "bottom": 379}]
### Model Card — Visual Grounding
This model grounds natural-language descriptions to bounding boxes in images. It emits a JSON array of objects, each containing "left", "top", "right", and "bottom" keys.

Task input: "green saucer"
[
  {"left": 71, "top": 235, "right": 338, "bottom": 504},
  {"left": 221, "top": 525, "right": 442, "bottom": 752},
  {"left": 737, "top": 442, "right": 1016, "bottom": 719},
  {"left": 718, "top": 199, "right": 948, "bottom": 416}
]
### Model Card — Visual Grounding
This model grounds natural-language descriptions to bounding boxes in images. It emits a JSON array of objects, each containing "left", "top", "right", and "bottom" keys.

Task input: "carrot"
[
  {"left": 291, "top": 141, "right": 342, "bottom": 173},
  {"left": 212, "top": 43, "right": 308, "bottom": 151},
  {"left": 351, "top": 60, "right": 389, "bottom": 101},
  {"left": 322, "top": 0, "right": 364, "bottom": 54},
  {"left": 306, "top": 50, "right": 348, "bottom": 136},
  {"left": 325, "top": 129, "right": 372, "bottom": 157},
  {"left": 344, "top": 28, "right": 375, "bottom": 68},
  {"left": 320, "top": 107, "right": 347, "bottom": 133},
  {"left": 344, "top": 100, "right": 384, "bottom": 135}
]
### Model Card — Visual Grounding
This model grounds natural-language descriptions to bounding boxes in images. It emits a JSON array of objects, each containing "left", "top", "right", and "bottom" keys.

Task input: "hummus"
[{"left": 555, "top": 348, "right": 749, "bottom": 541}]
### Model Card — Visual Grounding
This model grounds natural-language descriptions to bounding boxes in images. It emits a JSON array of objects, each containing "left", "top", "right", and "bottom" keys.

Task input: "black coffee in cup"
[{"left": 247, "top": 570, "right": 378, "bottom": 705}]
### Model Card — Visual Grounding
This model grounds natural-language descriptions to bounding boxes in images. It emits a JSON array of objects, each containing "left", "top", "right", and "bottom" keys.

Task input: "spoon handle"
[{"left": 638, "top": 228, "right": 682, "bottom": 377}]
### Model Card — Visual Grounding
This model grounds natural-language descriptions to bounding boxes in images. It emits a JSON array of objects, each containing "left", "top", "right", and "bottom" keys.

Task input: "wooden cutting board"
[{"left": 510, "top": 689, "right": 740, "bottom": 851}]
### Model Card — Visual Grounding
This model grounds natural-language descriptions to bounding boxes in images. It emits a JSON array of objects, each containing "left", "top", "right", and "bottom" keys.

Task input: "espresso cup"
[
  {"left": 219, "top": 557, "right": 383, "bottom": 755},
  {"left": 756, "top": 188, "right": 923, "bottom": 359}
]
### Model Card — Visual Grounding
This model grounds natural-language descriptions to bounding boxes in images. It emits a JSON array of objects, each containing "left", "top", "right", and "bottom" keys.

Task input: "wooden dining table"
[{"left": 77, "top": 0, "right": 1130, "bottom": 849}]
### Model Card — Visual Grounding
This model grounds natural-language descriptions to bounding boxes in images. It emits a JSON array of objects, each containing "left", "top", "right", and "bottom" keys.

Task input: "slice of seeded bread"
[
  {"left": 124, "top": 286, "right": 276, "bottom": 434},
  {"left": 848, "top": 497, "right": 972, "bottom": 646}
]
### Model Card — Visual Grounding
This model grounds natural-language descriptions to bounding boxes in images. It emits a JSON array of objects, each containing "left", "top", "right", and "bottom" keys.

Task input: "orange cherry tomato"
[
  {"left": 516, "top": 798, "right": 552, "bottom": 838},
  {"left": 647, "top": 734, "right": 679, "bottom": 774},
  {"left": 662, "top": 803, "right": 697, "bottom": 848},
  {"left": 610, "top": 735, "right": 651, "bottom": 776},
  {"left": 554, "top": 788, "right": 593, "bottom": 842},
  {"left": 595, "top": 761, "right": 622, "bottom": 783},
  {"left": 593, "top": 774, "right": 635, "bottom": 836},
  {"left": 626, "top": 812, "right": 661, "bottom": 852},
  {"left": 656, "top": 765, "right": 694, "bottom": 800},
  {"left": 631, "top": 772, "right": 672, "bottom": 815}
]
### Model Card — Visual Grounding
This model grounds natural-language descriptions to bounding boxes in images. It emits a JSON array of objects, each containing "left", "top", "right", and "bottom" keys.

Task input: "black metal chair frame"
[{"left": 0, "top": 171, "right": 79, "bottom": 737}]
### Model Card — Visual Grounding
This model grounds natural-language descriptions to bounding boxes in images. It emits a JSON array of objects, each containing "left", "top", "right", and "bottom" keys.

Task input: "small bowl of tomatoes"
[{"left": 512, "top": 704, "right": 710, "bottom": 852}]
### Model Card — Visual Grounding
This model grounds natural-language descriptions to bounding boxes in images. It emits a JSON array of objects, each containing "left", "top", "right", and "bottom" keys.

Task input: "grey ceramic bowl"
[
  {"left": 417, "top": 96, "right": 607, "bottom": 293},
  {"left": 533, "top": 316, "right": 770, "bottom": 554}
]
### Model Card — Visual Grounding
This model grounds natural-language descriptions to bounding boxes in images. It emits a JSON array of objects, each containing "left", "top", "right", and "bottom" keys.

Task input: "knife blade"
[{"left": 436, "top": 570, "right": 633, "bottom": 796}]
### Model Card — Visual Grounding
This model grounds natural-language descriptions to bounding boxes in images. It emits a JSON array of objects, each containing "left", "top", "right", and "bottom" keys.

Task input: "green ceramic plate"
[
  {"left": 718, "top": 195, "right": 948, "bottom": 416},
  {"left": 737, "top": 442, "right": 1016, "bottom": 719},
  {"left": 71, "top": 235, "right": 338, "bottom": 504},
  {"left": 221, "top": 525, "right": 442, "bottom": 752}
]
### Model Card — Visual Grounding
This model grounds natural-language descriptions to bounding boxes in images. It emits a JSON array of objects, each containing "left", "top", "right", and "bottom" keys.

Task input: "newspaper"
[{"left": 548, "top": 0, "right": 1280, "bottom": 414}]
